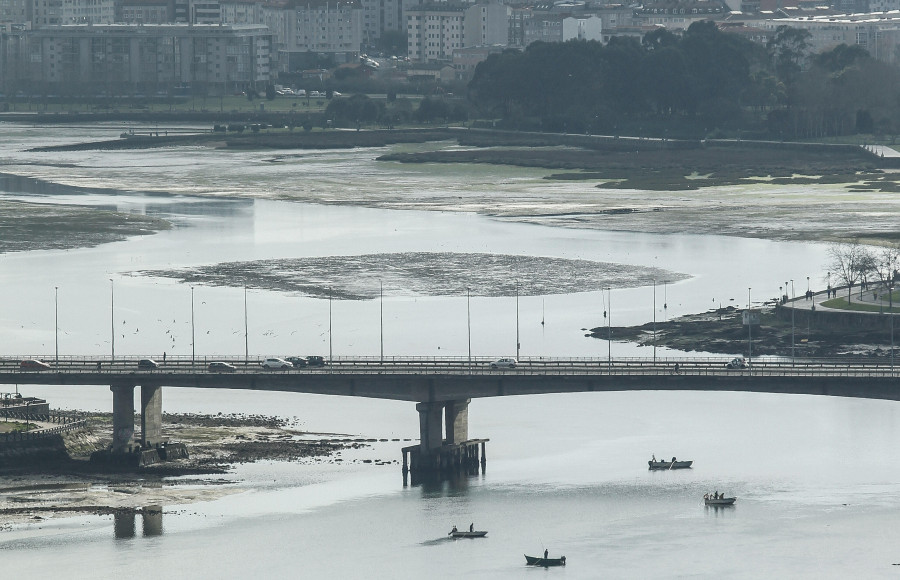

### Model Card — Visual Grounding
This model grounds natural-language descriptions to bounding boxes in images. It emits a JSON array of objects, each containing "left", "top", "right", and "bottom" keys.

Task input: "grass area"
[
  {"left": 0, "top": 421, "right": 36, "bottom": 433},
  {"left": 3, "top": 94, "right": 425, "bottom": 116},
  {"left": 821, "top": 297, "right": 900, "bottom": 313}
]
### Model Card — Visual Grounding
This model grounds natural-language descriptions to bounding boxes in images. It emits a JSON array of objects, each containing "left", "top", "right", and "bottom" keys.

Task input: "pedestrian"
[
  {"left": 163, "top": 351, "right": 167, "bottom": 364},
  {"left": 544, "top": 549, "right": 549, "bottom": 560}
]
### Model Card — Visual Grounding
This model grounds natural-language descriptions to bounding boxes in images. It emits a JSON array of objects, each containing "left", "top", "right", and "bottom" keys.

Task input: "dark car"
[
  {"left": 306, "top": 356, "right": 327, "bottom": 367},
  {"left": 208, "top": 361, "right": 237, "bottom": 373},
  {"left": 286, "top": 356, "right": 308, "bottom": 368},
  {"left": 20, "top": 359, "right": 51, "bottom": 370},
  {"left": 138, "top": 359, "right": 159, "bottom": 370}
]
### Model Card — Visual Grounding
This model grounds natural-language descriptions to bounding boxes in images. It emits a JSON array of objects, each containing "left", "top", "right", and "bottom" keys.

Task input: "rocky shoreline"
[
  {"left": 593, "top": 305, "right": 897, "bottom": 359},
  {"left": 0, "top": 411, "right": 408, "bottom": 527}
]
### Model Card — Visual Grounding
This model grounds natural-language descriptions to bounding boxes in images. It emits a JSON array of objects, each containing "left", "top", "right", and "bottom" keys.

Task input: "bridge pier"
[
  {"left": 140, "top": 385, "right": 163, "bottom": 447},
  {"left": 404, "top": 398, "right": 485, "bottom": 482},
  {"left": 110, "top": 383, "right": 136, "bottom": 453},
  {"left": 102, "top": 383, "right": 180, "bottom": 466}
]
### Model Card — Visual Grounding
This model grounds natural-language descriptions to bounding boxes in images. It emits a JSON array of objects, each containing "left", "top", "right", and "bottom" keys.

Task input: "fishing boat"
[
  {"left": 648, "top": 457, "right": 692, "bottom": 470},
  {"left": 450, "top": 530, "right": 487, "bottom": 538},
  {"left": 525, "top": 554, "right": 566, "bottom": 567},
  {"left": 704, "top": 495, "right": 736, "bottom": 506}
]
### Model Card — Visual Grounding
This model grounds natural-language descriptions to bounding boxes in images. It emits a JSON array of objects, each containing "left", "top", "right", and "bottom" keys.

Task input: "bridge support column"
[
  {"left": 416, "top": 402, "right": 444, "bottom": 453},
  {"left": 110, "top": 384, "right": 135, "bottom": 453},
  {"left": 140, "top": 385, "right": 163, "bottom": 448},
  {"left": 444, "top": 398, "right": 470, "bottom": 445}
]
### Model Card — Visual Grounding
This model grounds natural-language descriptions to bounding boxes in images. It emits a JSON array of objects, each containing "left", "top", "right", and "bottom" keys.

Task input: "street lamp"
[
  {"left": 747, "top": 287, "right": 752, "bottom": 369},
  {"left": 243, "top": 286, "right": 249, "bottom": 364},
  {"left": 191, "top": 286, "right": 195, "bottom": 365},
  {"left": 653, "top": 280, "right": 657, "bottom": 364},
  {"left": 790, "top": 279, "right": 795, "bottom": 362},
  {"left": 54, "top": 286, "right": 58, "bottom": 368},
  {"left": 328, "top": 288, "right": 333, "bottom": 367},
  {"left": 380, "top": 280, "right": 384, "bottom": 363},
  {"left": 515, "top": 280, "right": 520, "bottom": 360},
  {"left": 109, "top": 279, "right": 115, "bottom": 362},
  {"left": 606, "top": 287, "right": 612, "bottom": 374},
  {"left": 466, "top": 287, "right": 471, "bottom": 367}
]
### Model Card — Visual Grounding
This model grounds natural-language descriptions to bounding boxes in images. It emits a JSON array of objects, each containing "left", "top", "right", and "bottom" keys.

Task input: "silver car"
[
  {"left": 260, "top": 357, "right": 292, "bottom": 370},
  {"left": 490, "top": 358, "right": 518, "bottom": 369}
]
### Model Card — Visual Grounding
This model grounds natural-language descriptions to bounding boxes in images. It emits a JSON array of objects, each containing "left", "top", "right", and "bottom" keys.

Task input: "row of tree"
[
  {"left": 467, "top": 23, "right": 900, "bottom": 139},
  {"left": 828, "top": 242, "right": 900, "bottom": 303}
]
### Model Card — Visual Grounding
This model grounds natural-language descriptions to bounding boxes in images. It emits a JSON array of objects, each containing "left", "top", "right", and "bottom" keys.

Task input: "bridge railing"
[{"left": 0, "top": 355, "right": 898, "bottom": 377}]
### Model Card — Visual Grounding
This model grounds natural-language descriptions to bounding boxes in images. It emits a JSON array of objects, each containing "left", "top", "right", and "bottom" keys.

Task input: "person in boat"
[
  {"left": 469, "top": 523, "right": 474, "bottom": 532},
  {"left": 714, "top": 491, "right": 719, "bottom": 499},
  {"left": 652, "top": 454, "right": 656, "bottom": 462},
  {"left": 544, "top": 549, "right": 549, "bottom": 560},
  {"left": 704, "top": 493, "right": 709, "bottom": 500},
  {"left": 451, "top": 525, "right": 457, "bottom": 534}
]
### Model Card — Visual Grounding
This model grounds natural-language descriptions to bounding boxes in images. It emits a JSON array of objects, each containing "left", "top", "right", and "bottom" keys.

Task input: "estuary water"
[{"left": 1, "top": 123, "right": 898, "bottom": 578}]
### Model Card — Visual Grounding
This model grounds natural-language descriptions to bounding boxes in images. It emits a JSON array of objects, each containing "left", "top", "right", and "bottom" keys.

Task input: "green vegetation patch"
[{"left": 821, "top": 297, "right": 900, "bottom": 313}]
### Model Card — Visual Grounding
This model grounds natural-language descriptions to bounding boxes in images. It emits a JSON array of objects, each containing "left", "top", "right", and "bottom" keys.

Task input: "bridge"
[{"left": 3, "top": 356, "right": 899, "bottom": 473}]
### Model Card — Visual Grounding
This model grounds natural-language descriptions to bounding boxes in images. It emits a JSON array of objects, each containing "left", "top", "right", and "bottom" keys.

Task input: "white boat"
[
  {"left": 704, "top": 496, "right": 736, "bottom": 506},
  {"left": 648, "top": 458, "right": 692, "bottom": 470}
]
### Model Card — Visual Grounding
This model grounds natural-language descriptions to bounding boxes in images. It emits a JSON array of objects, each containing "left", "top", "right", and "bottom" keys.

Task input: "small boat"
[
  {"left": 450, "top": 530, "right": 487, "bottom": 538},
  {"left": 648, "top": 458, "right": 692, "bottom": 470},
  {"left": 525, "top": 554, "right": 566, "bottom": 567},
  {"left": 704, "top": 496, "right": 736, "bottom": 506}
]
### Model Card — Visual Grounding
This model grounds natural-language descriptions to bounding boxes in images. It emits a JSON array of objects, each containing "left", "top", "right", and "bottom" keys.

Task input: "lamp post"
[
  {"left": 606, "top": 287, "right": 612, "bottom": 374},
  {"left": 747, "top": 287, "right": 752, "bottom": 369},
  {"left": 191, "top": 286, "right": 195, "bottom": 365},
  {"left": 243, "top": 286, "right": 248, "bottom": 364},
  {"left": 466, "top": 287, "right": 471, "bottom": 367},
  {"left": 653, "top": 280, "right": 657, "bottom": 364},
  {"left": 807, "top": 276, "right": 810, "bottom": 294},
  {"left": 515, "top": 280, "right": 520, "bottom": 360},
  {"left": 328, "top": 288, "right": 333, "bottom": 367},
  {"left": 109, "top": 279, "right": 115, "bottom": 362},
  {"left": 380, "top": 280, "right": 384, "bottom": 363},
  {"left": 790, "top": 279, "right": 795, "bottom": 362},
  {"left": 54, "top": 286, "right": 58, "bottom": 368}
]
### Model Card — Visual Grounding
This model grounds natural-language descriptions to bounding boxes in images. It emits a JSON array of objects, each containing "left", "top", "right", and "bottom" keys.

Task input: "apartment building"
[
  {"left": 0, "top": 23, "right": 270, "bottom": 94},
  {"left": 407, "top": 0, "right": 507, "bottom": 62}
]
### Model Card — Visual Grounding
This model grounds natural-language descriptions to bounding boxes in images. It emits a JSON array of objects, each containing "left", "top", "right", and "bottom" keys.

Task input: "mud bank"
[
  {"left": 0, "top": 411, "right": 407, "bottom": 527},
  {"left": 593, "top": 305, "right": 898, "bottom": 358}
]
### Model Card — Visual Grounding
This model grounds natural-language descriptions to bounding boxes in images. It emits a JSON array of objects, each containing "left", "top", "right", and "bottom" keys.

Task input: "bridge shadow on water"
[{"left": 405, "top": 465, "right": 485, "bottom": 494}]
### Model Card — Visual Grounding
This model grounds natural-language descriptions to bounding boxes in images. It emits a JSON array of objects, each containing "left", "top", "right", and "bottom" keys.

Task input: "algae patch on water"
[
  {"left": 0, "top": 200, "right": 170, "bottom": 254},
  {"left": 137, "top": 252, "right": 690, "bottom": 300}
]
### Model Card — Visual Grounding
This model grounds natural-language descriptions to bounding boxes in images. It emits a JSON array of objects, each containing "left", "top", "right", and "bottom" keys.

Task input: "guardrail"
[
  {"left": 0, "top": 414, "right": 88, "bottom": 444},
  {"left": 0, "top": 356, "right": 897, "bottom": 378}
]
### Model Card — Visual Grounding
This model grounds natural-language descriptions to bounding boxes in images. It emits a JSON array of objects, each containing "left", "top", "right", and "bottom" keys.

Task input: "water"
[{"left": 1, "top": 123, "right": 897, "bottom": 578}]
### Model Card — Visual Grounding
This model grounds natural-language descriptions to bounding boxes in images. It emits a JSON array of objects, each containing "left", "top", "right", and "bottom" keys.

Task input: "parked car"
[
  {"left": 286, "top": 356, "right": 308, "bottom": 368},
  {"left": 725, "top": 357, "right": 749, "bottom": 369},
  {"left": 138, "top": 359, "right": 159, "bottom": 370},
  {"left": 208, "top": 361, "right": 237, "bottom": 373},
  {"left": 20, "top": 359, "right": 51, "bottom": 370},
  {"left": 490, "top": 358, "right": 517, "bottom": 369},
  {"left": 306, "top": 355, "right": 327, "bottom": 367},
  {"left": 261, "top": 357, "right": 292, "bottom": 370}
]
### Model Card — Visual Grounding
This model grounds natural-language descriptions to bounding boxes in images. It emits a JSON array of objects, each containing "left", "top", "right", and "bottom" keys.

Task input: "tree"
[{"left": 827, "top": 241, "right": 870, "bottom": 303}]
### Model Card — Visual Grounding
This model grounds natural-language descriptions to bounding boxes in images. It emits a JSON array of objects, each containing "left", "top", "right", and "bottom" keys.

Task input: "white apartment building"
[
  {"left": 764, "top": 13, "right": 900, "bottom": 64},
  {"left": 1, "top": 23, "right": 270, "bottom": 94},
  {"left": 60, "top": 0, "right": 116, "bottom": 23},
  {"left": 407, "top": 1, "right": 507, "bottom": 63},
  {"left": 561, "top": 14, "right": 601, "bottom": 40}
]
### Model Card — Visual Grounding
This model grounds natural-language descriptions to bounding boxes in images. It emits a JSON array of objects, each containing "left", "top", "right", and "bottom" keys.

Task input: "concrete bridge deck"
[
  {"left": 2, "top": 357, "right": 899, "bottom": 402},
  {"left": 3, "top": 356, "right": 899, "bottom": 471}
]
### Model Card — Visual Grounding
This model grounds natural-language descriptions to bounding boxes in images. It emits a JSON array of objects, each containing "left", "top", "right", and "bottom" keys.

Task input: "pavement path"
[{"left": 782, "top": 284, "right": 900, "bottom": 314}]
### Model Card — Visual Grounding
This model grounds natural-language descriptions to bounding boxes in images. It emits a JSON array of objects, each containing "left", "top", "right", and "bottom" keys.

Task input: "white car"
[
  {"left": 260, "top": 357, "right": 292, "bottom": 370},
  {"left": 490, "top": 358, "right": 518, "bottom": 369}
]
